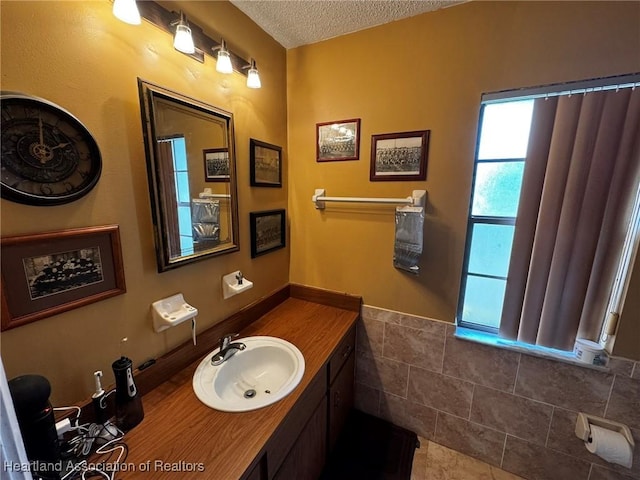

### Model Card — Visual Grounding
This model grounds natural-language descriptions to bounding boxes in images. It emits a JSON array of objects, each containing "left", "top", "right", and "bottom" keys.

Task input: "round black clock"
[{"left": 1, "top": 92, "right": 102, "bottom": 206}]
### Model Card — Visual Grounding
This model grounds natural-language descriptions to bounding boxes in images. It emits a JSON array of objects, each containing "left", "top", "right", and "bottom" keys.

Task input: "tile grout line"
[
  {"left": 468, "top": 383, "right": 475, "bottom": 421},
  {"left": 499, "top": 432, "right": 508, "bottom": 469},
  {"left": 440, "top": 329, "right": 447, "bottom": 375},
  {"left": 586, "top": 462, "right": 594, "bottom": 480},
  {"left": 512, "top": 353, "right": 522, "bottom": 394},
  {"left": 603, "top": 374, "right": 616, "bottom": 418},
  {"left": 544, "top": 406, "right": 555, "bottom": 448}
]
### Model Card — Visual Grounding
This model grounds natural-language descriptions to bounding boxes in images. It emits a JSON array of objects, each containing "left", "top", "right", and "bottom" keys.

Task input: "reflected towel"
[{"left": 394, "top": 206, "right": 424, "bottom": 275}]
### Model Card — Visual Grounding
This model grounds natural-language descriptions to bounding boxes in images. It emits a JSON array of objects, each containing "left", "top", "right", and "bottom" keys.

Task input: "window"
[
  {"left": 457, "top": 74, "right": 640, "bottom": 353},
  {"left": 159, "top": 136, "right": 194, "bottom": 256}
]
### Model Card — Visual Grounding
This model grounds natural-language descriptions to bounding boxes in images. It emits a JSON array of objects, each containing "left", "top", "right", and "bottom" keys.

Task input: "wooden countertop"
[{"left": 114, "top": 298, "right": 358, "bottom": 479}]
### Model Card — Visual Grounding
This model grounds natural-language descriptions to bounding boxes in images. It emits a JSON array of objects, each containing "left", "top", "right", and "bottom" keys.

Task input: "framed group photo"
[
  {"left": 250, "top": 138, "right": 282, "bottom": 187},
  {"left": 1, "top": 225, "right": 126, "bottom": 331},
  {"left": 203, "top": 148, "right": 230, "bottom": 182},
  {"left": 370, "top": 130, "right": 430, "bottom": 181},
  {"left": 316, "top": 118, "right": 361, "bottom": 162},
  {"left": 249, "top": 209, "right": 286, "bottom": 258}
]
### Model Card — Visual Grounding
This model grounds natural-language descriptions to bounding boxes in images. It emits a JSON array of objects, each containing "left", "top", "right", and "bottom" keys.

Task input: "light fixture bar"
[{"left": 135, "top": 0, "right": 252, "bottom": 76}]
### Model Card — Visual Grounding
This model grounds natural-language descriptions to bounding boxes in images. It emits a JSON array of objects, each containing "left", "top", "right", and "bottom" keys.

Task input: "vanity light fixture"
[
  {"left": 118, "top": 1, "right": 260, "bottom": 87},
  {"left": 214, "top": 39, "right": 234, "bottom": 74},
  {"left": 112, "top": 0, "right": 141, "bottom": 25},
  {"left": 172, "top": 12, "right": 195, "bottom": 54},
  {"left": 246, "top": 59, "right": 262, "bottom": 89}
]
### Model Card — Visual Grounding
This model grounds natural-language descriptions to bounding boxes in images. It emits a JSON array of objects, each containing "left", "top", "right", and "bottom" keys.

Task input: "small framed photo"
[
  {"left": 1, "top": 225, "right": 126, "bottom": 331},
  {"left": 316, "top": 118, "right": 361, "bottom": 162},
  {"left": 250, "top": 209, "right": 286, "bottom": 258},
  {"left": 203, "top": 148, "right": 230, "bottom": 182},
  {"left": 250, "top": 138, "right": 282, "bottom": 187},
  {"left": 370, "top": 130, "right": 430, "bottom": 181}
]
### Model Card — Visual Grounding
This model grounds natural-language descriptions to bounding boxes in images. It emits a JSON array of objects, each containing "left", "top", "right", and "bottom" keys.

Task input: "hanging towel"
[{"left": 394, "top": 206, "right": 424, "bottom": 275}]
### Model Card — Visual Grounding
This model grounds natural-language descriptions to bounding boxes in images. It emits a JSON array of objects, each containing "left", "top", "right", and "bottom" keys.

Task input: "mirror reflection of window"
[{"left": 158, "top": 136, "right": 194, "bottom": 257}]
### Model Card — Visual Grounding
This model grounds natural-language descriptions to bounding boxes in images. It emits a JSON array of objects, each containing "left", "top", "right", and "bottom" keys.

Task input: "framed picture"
[
  {"left": 249, "top": 209, "right": 286, "bottom": 258},
  {"left": 1, "top": 225, "right": 126, "bottom": 331},
  {"left": 250, "top": 138, "right": 282, "bottom": 187},
  {"left": 316, "top": 118, "right": 361, "bottom": 162},
  {"left": 370, "top": 130, "right": 430, "bottom": 181},
  {"left": 203, "top": 148, "right": 230, "bottom": 182}
]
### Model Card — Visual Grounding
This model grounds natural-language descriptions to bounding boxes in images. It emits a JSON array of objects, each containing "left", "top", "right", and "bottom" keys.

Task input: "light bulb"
[
  {"left": 216, "top": 41, "right": 233, "bottom": 74},
  {"left": 113, "top": 0, "right": 141, "bottom": 25},
  {"left": 247, "top": 60, "right": 261, "bottom": 89},
  {"left": 173, "top": 23, "right": 195, "bottom": 54}
]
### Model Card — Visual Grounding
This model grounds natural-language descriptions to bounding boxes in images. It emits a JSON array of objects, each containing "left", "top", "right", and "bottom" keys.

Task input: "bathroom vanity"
[{"left": 119, "top": 291, "right": 359, "bottom": 479}]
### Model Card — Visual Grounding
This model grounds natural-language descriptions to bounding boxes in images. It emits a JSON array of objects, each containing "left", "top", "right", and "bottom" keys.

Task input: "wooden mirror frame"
[{"left": 138, "top": 79, "right": 240, "bottom": 272}]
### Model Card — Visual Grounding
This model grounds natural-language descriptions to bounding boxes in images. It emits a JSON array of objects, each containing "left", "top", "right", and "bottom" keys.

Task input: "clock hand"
[
  {"left": 50, "top": 142, "right": 70, "bottom": 150},
  {"left": 39, "top": 114, "right": 44, "bottom": 146}
]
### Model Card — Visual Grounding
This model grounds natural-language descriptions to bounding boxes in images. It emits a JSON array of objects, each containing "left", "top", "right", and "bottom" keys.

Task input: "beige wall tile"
[
  {"left": 380, "top": 393, "right": 438, "bottom": 440},
  {"left": 434, "top": 412, "right": 505, "bottom": 467},
  {"left": 443, "top": 333, "right": 519, "bottom": 392},
  {"left": 356, "top": 353, "right": 409, "bottom": 397},
  {"left": 606, "top": 376, "right": 640, "bottom": 430},
  {"left": 502, "top": 436, "right": 591, "bottom": 480},
  {"left": 590, "top": 465, "right": 638, "bottom": 480},
  {"left": 515, "top": 355, "right": 614, "bottom": 415},
  {"left": 408, "top": 367, "right": 473, "bottom": 417},
  {"left": 608, "top": 357, "right": 635, "bottom": 377},
  {"left": 354, "top": 381, "right": 380, "bottom": 416},
  {"left": 357, "top": 317, "right": 384, "bottom": 357},
  {"left": 384, "top": 323, "right": 445, "bottom": 373},
  {"left": 470, "top": 385, "right": 553, "bottom": 446},
  {"left": 547, "top": 408, "right": 640, "bottom": 479},
  {"left": 361, "top": 305, "right": 401, "bottom": 324}
]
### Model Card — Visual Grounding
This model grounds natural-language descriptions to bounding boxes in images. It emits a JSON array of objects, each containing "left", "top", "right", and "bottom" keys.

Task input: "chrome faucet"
[{"left": 211, "top": 333, "right": 246, "bottom": 366}]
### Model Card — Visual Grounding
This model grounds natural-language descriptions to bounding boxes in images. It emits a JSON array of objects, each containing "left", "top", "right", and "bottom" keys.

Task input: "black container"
[
  {"left": 112, "top": 356, "right": 144, "bottom": 431},
  {"left": 8, "top": 374, "right": 61, "bottom": 479}
]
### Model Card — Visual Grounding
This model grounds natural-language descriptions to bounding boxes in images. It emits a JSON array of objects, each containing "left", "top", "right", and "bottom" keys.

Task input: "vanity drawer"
[{"left": 328, "top": 326, "right": 355, "bottom": 385}]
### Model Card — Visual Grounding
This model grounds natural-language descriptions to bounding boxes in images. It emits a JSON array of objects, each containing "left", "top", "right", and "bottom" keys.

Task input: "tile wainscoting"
[{"left": 355, "top": 305, "right": 640, "bottom": 480}]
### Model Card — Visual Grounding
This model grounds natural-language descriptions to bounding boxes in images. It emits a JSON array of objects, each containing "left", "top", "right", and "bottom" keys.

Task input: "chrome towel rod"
[
  {"left": 199, "top": 188, "right": 231, "bottom": 199},
  {"left": 313, "top": 189, "right": 426, "bottom": 210}
]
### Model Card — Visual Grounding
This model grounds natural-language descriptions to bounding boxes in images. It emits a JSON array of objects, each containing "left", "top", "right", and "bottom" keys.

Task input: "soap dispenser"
[{"left": 112, "top": 356, "right": 144, "bottom": 431}]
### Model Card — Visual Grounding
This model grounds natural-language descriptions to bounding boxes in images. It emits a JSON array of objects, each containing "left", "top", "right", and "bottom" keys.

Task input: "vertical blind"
[{"left": 499, "top": 87, "right": 640, "bottom": 350}]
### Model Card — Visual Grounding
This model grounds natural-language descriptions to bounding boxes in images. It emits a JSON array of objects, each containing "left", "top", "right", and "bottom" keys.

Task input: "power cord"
[
  {"left": 65, "top": 421, "right": 123, "bottom": 457},
  {"left": 51, "top": 405, "right": 128, "bottom": 480}
]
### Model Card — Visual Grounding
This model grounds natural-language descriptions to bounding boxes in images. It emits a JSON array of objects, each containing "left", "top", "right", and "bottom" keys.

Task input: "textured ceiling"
[{"left": 229, "top": 0, "right": 463, "bottom": 49}]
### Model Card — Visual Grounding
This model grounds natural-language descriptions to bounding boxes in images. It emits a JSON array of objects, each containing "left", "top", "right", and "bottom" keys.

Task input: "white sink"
[{"left": 193, "top": 336, "right": 305, "bottom": 412}]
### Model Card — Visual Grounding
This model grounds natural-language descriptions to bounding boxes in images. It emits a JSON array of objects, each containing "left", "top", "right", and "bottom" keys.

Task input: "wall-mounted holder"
[
  {"left": 312, "top": 188, "right": 427, "bottom": 210},
  {"left": 222, "top": 271, "right": 253, "bottom": 299},
  {"left": 151, "top": 293, "right": 198, "bottom": 333},
  {"left": 575, "top": 412, "right": 635, "bottom": 446}
]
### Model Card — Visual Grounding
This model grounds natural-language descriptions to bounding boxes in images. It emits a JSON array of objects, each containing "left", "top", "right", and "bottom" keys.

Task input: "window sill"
[{"left": 454, "top": 327, "right": 610, "bottom": 373}]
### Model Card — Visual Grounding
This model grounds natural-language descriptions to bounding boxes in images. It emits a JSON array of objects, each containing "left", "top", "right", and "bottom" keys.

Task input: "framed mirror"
[{"left": 138, "top": 79, "right": 239, "bottom": 272}]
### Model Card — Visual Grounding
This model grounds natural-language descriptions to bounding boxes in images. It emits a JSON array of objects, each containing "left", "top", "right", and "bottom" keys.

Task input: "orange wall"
[
  {"left": 287, "top": 2, "right": 640, "bottom": 356},
  {"left": 0, "top": 0, "right": 289, "bottom": 405}
]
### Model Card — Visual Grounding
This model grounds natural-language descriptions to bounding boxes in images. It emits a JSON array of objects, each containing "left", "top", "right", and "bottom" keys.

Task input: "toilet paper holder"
[{"left": 575, "top": 412, "right": 635, "bottom": 447}]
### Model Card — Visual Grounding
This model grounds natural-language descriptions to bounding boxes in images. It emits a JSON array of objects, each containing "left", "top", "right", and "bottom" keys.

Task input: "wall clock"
[{"left": 1, "top": 92, "right": 102, "bottom": 206}]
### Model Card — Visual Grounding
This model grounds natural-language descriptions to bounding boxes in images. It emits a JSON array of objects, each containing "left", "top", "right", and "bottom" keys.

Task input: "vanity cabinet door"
[
  {"left": 273, "top": 396, "right": 327, "bottom": 480},
  {"left": 328, "top": 327, "right": 355, "bottom": 384},
  {"left": 328, "top": 350, "right": 355, "bottom": 452},
  {"left": 243, "top": 457, "right": 266, "bottom": 480}
]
